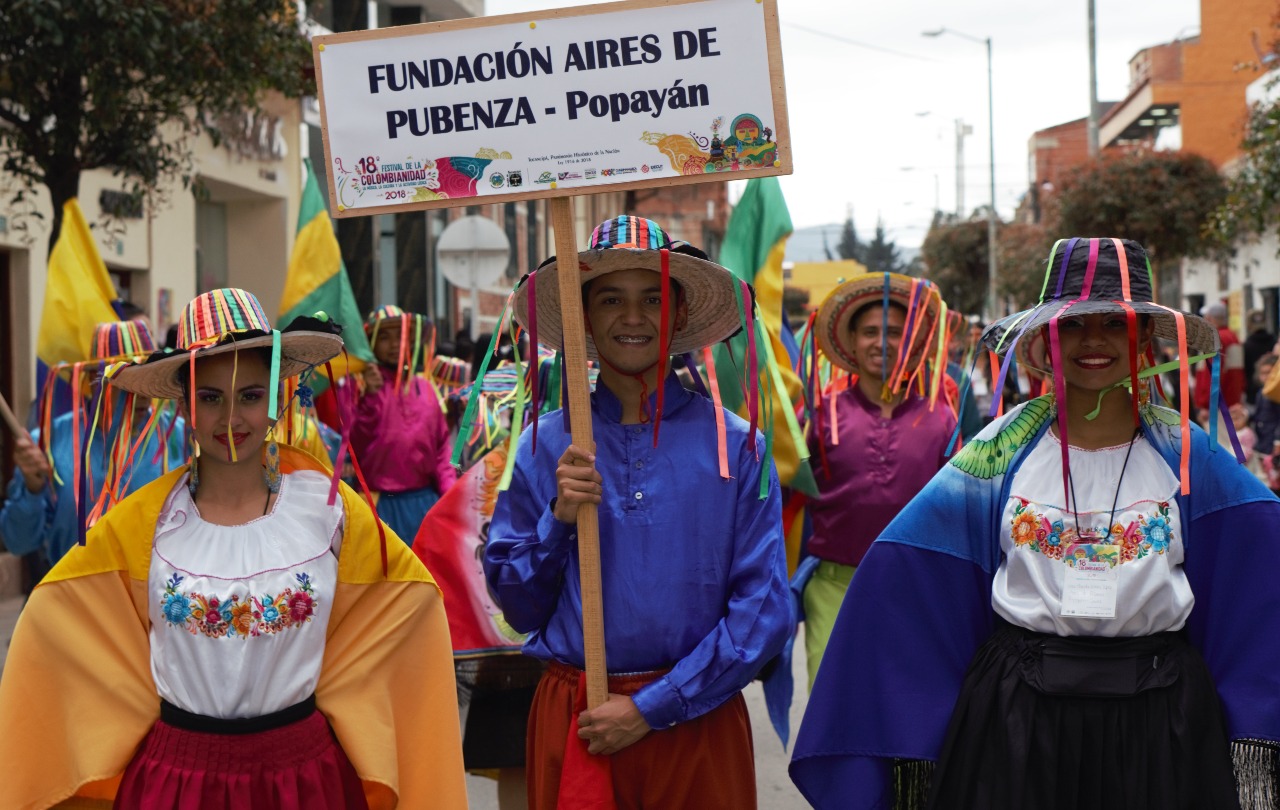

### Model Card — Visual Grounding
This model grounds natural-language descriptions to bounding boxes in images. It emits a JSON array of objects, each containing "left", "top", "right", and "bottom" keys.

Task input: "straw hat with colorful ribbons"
[
  {"left": 365, "top": 305, "right": 436, "bottom": 393},
  {"left": 429, "top": 355, "right": 471, "bottom": 393},
  {"left": 34, "top": 319, "right": 167, "bottom": 541},
  {"left": 979, "top": 236, "right": 1224, "bottom": 496},
  {"left": 512, "top": 215, "right": 744, "bottom": 359},
  {"left": 799, "top": 273, "right": 954, "bottom": 477},
  {"left": 101, "top": 289, "right": 406, "bottom": 569},
  {"left": 511, "top": 216, "right": 751, "bottom": 454},
  {"left": 455, "top": 216, "right": 773, "bottom": 498},
  {"left": 812, "top": 272, "right": 947, "bottom": 397},
  {"left": 109, "top": 289, "right": 343, "bottom": 402}
]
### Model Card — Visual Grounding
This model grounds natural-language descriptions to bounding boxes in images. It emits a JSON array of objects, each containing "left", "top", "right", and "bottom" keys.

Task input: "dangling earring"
[
  {"left": 263, "top": 435, "right": 281, "bottom": 494},
  {"left": 188, "top": 440, "right": 201, "bottom": 497},
  {"left": 1135, "top": 354, "right": 1151, "bottom": 408}
]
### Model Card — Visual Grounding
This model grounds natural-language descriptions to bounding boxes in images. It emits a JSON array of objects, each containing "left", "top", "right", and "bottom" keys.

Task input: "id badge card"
[{"left": 1060, "top": 543, "right": 1119, "bottom": 619}]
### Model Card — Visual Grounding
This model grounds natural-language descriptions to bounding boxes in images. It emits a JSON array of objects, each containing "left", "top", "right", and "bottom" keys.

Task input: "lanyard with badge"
[{"left": 1059, "top": 430, "right": 1139, "bottom": 620}]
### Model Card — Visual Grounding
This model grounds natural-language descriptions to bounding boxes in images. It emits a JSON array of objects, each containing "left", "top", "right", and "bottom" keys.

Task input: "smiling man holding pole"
[
  {"left": 310, "top": 1, "right": 793, "bottom": 804},
  {"left": 484, "top": 215, "right": 789, "bottom": 808}
]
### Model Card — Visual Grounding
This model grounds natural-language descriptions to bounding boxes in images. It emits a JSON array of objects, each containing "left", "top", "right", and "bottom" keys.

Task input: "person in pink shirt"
[
  {"left": 347, "top": 305, "right": 456, "bottom": 542},
  {"left": 800, "top": 273, "right": 957, "bottom": 689}
]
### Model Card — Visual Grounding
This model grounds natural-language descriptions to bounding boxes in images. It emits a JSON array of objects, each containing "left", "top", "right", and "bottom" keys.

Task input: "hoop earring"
[{"left": 263, "top": 436, "right": 281, "bottom": 494}]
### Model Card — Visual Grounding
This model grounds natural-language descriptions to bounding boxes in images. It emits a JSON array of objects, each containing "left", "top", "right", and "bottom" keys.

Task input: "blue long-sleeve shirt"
[
  {"left": 1, "top": 408, "right": 186, "bottom": 567},
  {"left": 485, "top": 372, "right": 790, "bottom": 730}
]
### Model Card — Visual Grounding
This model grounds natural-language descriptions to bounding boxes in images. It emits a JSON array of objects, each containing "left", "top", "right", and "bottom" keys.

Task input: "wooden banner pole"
[
  {"left": 0, "top": 390, "right": 30, "bottom": 444},
  {"left": 549, "top": 196, "right": 608, "bottom": 709}
]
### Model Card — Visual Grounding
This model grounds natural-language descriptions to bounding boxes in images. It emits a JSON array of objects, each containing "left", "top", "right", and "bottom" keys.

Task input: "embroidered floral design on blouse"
[
  {"left": 1008, "top": 498, "right": 1175, "bottom": 566},
  {"left": 161, "top": 572, "right": 318, "bottom": 639}
]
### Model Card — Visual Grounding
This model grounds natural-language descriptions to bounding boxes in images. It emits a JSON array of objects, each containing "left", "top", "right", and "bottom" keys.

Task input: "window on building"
[{"left": 195, "top": 201, "right": 228, "bottom": 295}]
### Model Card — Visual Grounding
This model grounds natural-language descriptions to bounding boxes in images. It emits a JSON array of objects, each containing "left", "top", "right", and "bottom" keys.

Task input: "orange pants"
[{"left": 527, "top": 661, "right": 757, "bottom": 810}]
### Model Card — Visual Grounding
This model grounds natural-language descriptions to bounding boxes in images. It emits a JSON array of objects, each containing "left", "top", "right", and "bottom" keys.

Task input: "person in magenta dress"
[{"left": 345, "top": 305, "right": 456, "bottom": 542}]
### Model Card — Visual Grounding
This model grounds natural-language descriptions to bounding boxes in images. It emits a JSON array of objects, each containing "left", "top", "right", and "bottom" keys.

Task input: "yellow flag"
[{"left": 38, "top": 198, "right": 118, "bottom": 368}]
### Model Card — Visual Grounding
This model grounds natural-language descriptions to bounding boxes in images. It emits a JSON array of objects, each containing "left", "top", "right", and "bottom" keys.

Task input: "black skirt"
[
  {"left": 456, "top": 653, "right": 546, "bottom": 770},
  {"left": 928, "top": 623, "right": 1240, "bottom": 810}
]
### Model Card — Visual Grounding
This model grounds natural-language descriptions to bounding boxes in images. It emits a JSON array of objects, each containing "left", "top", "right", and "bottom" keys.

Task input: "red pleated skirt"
[{"left": 114, "top": 710, "right": 369, "bottom": 810}]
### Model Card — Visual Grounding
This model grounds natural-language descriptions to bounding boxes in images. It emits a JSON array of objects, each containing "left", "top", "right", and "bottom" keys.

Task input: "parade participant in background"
[
  {"left": 1252, "top": 353, "right": 1280, "bottom": 488},
  {"left": 346, "top": 305, "right": 456, "bottom": 541},
  {"left": 1244, "top": 310, "right": 1275, "bottom": 403},
  {"left": 797, "top": 274, "right": 956, "bottom": 689},
  {"left": 1, "top": 320, "right": 184, "bottom": 578},
  {"left": 485, "top": 216, "right": 790, "bottom": 809},
  {"left": 792, "top": 237, "right": 1280, "bottom": 810},
  {"left": 965, "top": 319, "right": 1023, "bottom": 423},
  {"left": 0, "top": 289, "right": 466, "bottom": 809},
  {"left": 1194, "top": 300, "right": 1245, "bottom": 440},
  {"left": 946, "top": 312, "right": 984, "bottom": 441}
]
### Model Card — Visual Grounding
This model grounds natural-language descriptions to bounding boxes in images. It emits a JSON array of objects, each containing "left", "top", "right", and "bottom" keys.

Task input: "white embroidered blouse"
[
  {"left": 147, "top": 469, "right": 343, "bottom": 718},
  {"left": 992, "top": 429, "right": 1194, "bottom": 637}
]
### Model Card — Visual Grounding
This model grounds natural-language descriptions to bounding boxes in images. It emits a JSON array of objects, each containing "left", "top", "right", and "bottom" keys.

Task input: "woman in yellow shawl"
[{"left": 0, "top": 289, "right": 466, "bottom": 809}]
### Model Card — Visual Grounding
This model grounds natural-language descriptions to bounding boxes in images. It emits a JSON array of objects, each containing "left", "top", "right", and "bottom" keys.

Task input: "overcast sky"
[{"left": 483, "top": 0, "right": 1201, "bottom": 247}]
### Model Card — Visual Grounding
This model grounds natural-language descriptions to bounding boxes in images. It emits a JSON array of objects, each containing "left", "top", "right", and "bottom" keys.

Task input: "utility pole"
[
  {"left": 984, "top": 34, "right": 998, "bottom": 320},
  {"left": 926, "top": 27, "right": 999, "bottom": 321},
  {"left": 955, "top": 119, "right": 972, "bottom": 218},
  {"left": 1087, "top": 0, "right": 1100, "bottom": 155}
]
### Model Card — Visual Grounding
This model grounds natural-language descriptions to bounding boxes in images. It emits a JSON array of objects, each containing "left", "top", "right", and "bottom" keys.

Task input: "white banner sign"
[{"left": 313, "top": 0, "right": 789, "bottom": 216}]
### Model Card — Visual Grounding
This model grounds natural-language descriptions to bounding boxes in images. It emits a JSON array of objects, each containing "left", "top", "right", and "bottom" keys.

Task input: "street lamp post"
[{"left": 924, "top": 27, "right": 998, "bottom": 322}]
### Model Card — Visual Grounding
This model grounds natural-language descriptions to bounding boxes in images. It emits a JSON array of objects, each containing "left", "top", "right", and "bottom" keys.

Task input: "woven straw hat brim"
[
  {"left": 982, "top": 299, "right": 1220, "bottom": 358},
  {"left": 814, "top": 273, "right": 941, "bottom": 375},
  {"left": 109, "top": 331, "right": 344, "bottom": 400},
  {"left": 513, "top": 248, "right": 744, "bottom": 359}
]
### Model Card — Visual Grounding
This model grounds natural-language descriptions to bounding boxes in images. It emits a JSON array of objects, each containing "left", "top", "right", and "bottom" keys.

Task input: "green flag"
[
  {"left": 712, "top": 177, "right": 817, "bottom": 500},
  {"left": 279, "top": 159, "right": 373, "bottom": 390}
]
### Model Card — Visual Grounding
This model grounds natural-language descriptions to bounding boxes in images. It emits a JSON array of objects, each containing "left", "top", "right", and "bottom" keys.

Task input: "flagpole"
[{"left": 549, "top": 196, "right": 608, "bottom": 709}]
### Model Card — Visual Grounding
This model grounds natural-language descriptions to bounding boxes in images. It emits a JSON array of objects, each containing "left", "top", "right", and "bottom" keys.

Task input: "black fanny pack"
[{"left": 1010, "top": 628, "right": 1182, "bottom": 698}]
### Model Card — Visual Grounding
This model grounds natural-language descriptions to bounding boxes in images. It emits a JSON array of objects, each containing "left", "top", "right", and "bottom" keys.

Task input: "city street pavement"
[{"left": 0, "top": 590, "right": 812, "bottom": 809}]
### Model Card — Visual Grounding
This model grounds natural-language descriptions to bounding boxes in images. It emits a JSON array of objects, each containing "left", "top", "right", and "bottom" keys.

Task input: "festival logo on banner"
[{"left": 331, "top": 148, "right": 514, "bottom": 208}]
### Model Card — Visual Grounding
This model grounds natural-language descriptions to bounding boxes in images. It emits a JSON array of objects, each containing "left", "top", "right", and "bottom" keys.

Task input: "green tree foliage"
[
  {"left": 0, "top": 0, "right": 314, "bottom": 246},
  {"left": 862, "top": 220, "right": 903, "bottom": 275},
  {"left": 921, "top": 214, "right": 1047, "bottom": 316},
  {"left": 836, "top": 213, "right": 862, "bottom": 262},
  {"left": 922, "top": 217, "right": 988, "bottom": 317},
  {"left": 1210, "top": 82, "right": 1280, "bottom": 246},
  {"left": 1052, "top": 151, "right": 1226, "bottom": 260},
  {"left": 997, "top": 221, "right": 1052, "bottom": 310}
]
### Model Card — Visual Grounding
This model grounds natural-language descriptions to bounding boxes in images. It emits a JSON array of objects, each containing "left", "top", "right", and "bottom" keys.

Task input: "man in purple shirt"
[
  {"left": 484, "top": 216, "right": 789, "bottom": 809},
  {"left": 802, "top": 273, "right": 956, "bottom": 688}
]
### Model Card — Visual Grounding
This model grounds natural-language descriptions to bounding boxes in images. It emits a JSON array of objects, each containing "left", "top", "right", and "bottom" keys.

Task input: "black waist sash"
[
  {"left": 159, "top": 694, "right": 317, "bottom": 735},
  {"left": 1000, "top": 624, "right": 1183, "bottom": 698}
]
